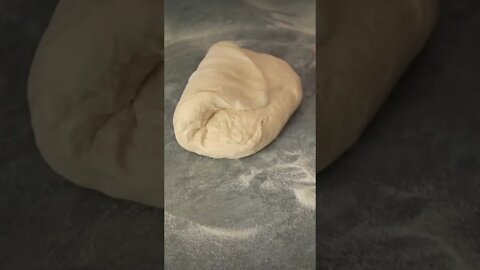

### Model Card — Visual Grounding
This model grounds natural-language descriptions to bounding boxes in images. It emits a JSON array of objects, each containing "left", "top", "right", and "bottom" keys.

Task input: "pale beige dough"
[{"left": 173, "top": 41, "right": 302, "bottom": 159}]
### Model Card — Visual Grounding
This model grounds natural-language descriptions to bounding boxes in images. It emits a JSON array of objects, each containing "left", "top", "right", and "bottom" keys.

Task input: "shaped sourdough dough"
[
  {"left": 316, "top": 0, "right": 439, "bottom": 171},
  {"left": 173, "top": 41, "right": 303, "bottom": 159},
  {"left": 28, "top": 0, "right": 164, "bottom": 208}
]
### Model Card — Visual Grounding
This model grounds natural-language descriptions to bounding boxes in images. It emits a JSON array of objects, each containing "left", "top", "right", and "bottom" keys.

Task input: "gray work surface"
[
  {"left": 164, "top": 1, "right": 315, "bottom": 269},
  {"left": 1, "top": 1, "right": 480, "bottom": 270},
  {"left": 317, "top": 1, "right": 480, "bottom": 269},
  {"left": 0, "top": 1, "right": 163, "bottom": 270}
]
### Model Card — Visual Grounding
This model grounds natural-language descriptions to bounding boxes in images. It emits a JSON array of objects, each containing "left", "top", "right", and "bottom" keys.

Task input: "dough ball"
[
  {"left": 28, "top": 0, "right": 164, "bottom": 207},
  {"left": 173, "top": 41, "right": 302, "bottom": 159}
]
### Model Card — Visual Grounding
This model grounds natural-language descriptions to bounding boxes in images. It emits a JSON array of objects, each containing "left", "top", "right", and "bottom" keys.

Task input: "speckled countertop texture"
[{"left": 164, "top": 1, "right": 315, "bottom": 269}]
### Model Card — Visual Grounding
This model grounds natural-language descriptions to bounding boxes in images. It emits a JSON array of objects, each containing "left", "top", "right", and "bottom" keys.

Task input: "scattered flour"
[
  {"left": 294, "top": 187, "right": 316, "bottom": 210},
  {"left": 166, "top": 212, "right": 258, "bottom": 241},
  {"left": 165, "top": 26, "right": 240, "bottom": 47},
  {"left": 164, "top": 2, "right": 315, "bottom": 265},
  {"left": 259, "top": 179, "right": 279, "bottom": 191},
  {"left": 198, "top": 224, "right": 258, "bottom": 239},
  {"left": 243, "top": 0, "right": 315, "bottom": 35},
  {"left": 238, "top": 168, "right": 261, "bottom": 187},
  {"left": 245, "top": 150, "right": 316, "bottom": 210}
]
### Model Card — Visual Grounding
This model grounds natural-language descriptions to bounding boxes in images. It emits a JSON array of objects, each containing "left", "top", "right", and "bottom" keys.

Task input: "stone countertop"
[
  {"left": 0, "top": 1, "right": 163, "bottom": 269},
  {"left": 317, "top": 1, "right": 480, "bottom": 269},
  {"left": 164, "top": 0, "right": 315, "bottom": 269}
]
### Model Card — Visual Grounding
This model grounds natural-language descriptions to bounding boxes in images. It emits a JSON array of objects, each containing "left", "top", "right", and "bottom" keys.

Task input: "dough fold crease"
[{"left": 173, "top": 41, "right": 302, "bottom": 159}]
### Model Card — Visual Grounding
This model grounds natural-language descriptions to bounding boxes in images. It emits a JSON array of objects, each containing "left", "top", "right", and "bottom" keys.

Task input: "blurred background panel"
[
  {"left": 0, "top": 1, "right": 163, "bottom": 269},
  {"left": 317, "top": 1, "right": 480, "bottom": 269}
]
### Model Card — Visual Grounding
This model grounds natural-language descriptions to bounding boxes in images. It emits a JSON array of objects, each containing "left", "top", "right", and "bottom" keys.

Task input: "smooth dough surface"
[
  {"left": 28, "top": 0, "right": 164, "bottom": 208},
  {"left": 173, "top": 41, "right": 302, "bottom": 159}
]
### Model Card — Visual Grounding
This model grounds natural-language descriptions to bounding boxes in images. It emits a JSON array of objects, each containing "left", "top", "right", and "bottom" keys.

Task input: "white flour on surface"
[
  {"left": 164, "top": 1, "right": 315, "bottom": 267},
  {"left": 238, "top": 150, "right": 316, "bottom": 210},
  {"left": 243, "top": 0, "right": 315, "bottom": 35},
  {"left": 165, "top": 25, "right": 240, "bottom": 47},
  {"left": 166, "top": 212, "right": 258, "bottom": 241},
  {"left": 165, "top": 150, "right": 316, "bottom": 244},
  {"left": 294, "top": 187, "right": 316, "bottom": 210},
  {"left": 238, "top": 168, "right": 261, "bottom": 187}
]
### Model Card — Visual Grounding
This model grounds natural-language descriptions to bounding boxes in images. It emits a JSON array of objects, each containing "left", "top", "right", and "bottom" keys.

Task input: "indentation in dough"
[{"left": 173, "top": 41, "right": 302, "bottom": 158}]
